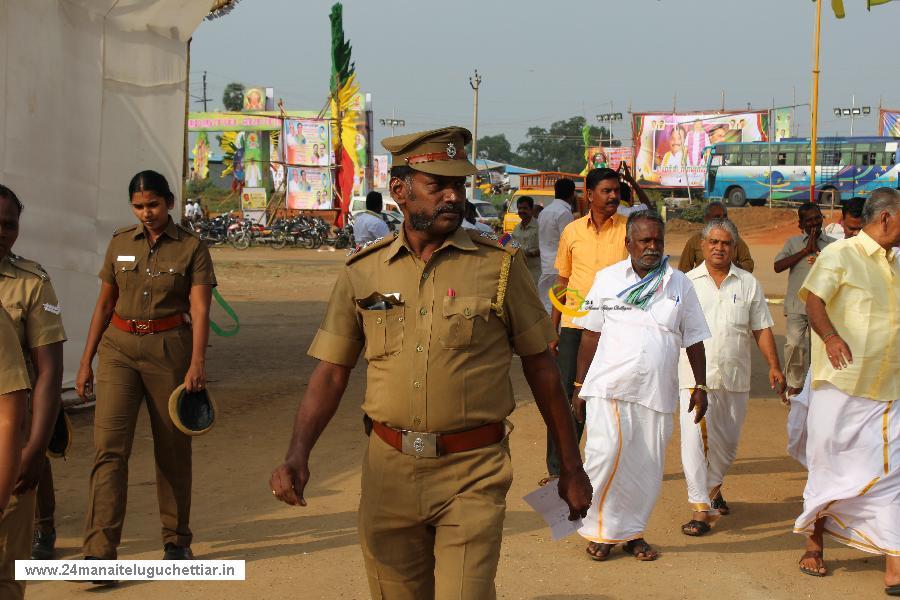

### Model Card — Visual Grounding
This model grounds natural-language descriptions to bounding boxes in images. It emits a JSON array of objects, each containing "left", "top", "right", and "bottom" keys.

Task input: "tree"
[
  {"left": 476, "top": 134, "right": 515, "bottom": 164},
  {"left": 223, "top": 82, "right": 245, "bottom": 112},
  {"left": 515, "top": 116, "right": 615, "bottom": 173}
]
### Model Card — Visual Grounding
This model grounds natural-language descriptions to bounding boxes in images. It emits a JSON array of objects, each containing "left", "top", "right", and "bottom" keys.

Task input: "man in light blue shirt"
[{"left": 352, "top": 192, "right": 390, "bottom": 246}]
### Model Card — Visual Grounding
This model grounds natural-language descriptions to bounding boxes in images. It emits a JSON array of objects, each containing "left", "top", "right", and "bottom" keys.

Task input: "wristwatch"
[{"left": 694, "top": 384, "right": 710, "bottom": 393}]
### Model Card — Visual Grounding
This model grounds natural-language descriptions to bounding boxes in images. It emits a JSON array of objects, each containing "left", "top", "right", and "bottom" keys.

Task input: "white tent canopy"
[{"left": 0, "top": 0, "right": 212, "bottom": 387}]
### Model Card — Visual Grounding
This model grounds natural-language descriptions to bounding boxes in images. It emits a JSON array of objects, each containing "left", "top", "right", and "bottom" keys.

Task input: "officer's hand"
[
  {"left": 184, "top": 362, "right": 207, "bottom": 392},
  {"left": 557, "top": 467, "right": 593, "bottom": 521},
  {"left": 75, "top": 363, "right": 94, "bottom": 401},
  {"left": 270, "top": 459, "right": 309, "bottom": 507},
  {"left": 548, "top": 340, "right": 559, "bottom": 357},
  {"left": 571, "top": 394, "right": 586, "bottom": 424},
  {"left": 12, "top": 445, "right": 43, "bottom": 494},
  {"left": 689, "top": 388, "right": 708, "bottom": 424}
]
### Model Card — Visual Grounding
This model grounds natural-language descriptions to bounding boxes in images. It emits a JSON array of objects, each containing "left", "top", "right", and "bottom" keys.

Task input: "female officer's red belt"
[
  {"left": 371, "top": 419, "right": 505, "bottom": 458},
  {"left": 110, "top": 312, "right": 188, "bottom": 335}
]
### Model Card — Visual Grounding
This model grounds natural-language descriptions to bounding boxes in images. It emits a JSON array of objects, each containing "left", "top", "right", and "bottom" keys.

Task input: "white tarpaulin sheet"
[{"left": 0, "top": 0, "right": 211, "bottom": 387}]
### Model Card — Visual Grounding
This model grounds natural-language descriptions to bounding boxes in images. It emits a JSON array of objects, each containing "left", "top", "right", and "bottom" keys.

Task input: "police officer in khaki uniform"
[
  {"left": 270, "top": 127, "right": 592, "bottom": 600},
  {"left": 76, "top": 170, "right": 216, "bottom": 562},
  {"left": 0, "top": 185, "right": 66, "bottom": 598},
  {"left": 0, "top": 305, "right": 30, "bottom": 514}
]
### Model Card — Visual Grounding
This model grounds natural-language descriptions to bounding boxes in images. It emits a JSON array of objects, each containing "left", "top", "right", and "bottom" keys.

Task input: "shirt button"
[
  {"left": 146, "top": 269, "right": 151, "bottom": 273},
  {"left": 376, "top": 317, "right": 383, "bottom": 324},
  {"left": 464, "top": 308, "right": 471, "bottom": 316},
  {"left": 419, "top": 308, "right": 427, "bottom": 316},
  {"left": 143, "top": 291, "right": 149, "bottom": 296},
  {"left": 416, "top": 345, "right": 423, "bottom": 352},
  {"left": 414, "top": 381, "right": 421, "bottom": 389},
  {"left": 398, "top": 316, "right": 404, "bottom": 322},
  {"left": 422, "top": 271, "right": 429, "bottom": 279}
]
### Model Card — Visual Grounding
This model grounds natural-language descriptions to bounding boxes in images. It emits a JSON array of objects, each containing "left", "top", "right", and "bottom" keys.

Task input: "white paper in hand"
[{"left": 523, "top": 479, "right": 583, "bottom": 541}]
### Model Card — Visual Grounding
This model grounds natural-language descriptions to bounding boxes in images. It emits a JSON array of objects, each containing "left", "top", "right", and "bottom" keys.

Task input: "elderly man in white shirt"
[
  {"left": 537, "top": 178, "right": 576, "bottom": 312},
  {"left": 677, "top": 219, "right": 786, "bottom": 537},
  {"left": 572, "top": 210, "right": 711, "bottom": 562}
]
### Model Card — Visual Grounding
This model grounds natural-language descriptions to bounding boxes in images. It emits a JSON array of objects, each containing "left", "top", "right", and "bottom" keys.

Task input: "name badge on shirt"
[{"left": 116, "top": 255, "right": 136, "bottom": 262}]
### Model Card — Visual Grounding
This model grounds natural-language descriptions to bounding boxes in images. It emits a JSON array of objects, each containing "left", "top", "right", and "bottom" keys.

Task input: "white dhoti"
[
  {"left": 794, "top": 383, "right": 900, "bottom": 556},
  {"left": 579, "top": 398, "right": 673, "bottom": 543},
  {"left": 785, "top": 370, "right": 813, "bottom": 468},
  {"left": 537, "top": 272, "right": 556, "bottom": 314},
  {"left": 679, "top": 388, "right": 749, "bottom": 511}
]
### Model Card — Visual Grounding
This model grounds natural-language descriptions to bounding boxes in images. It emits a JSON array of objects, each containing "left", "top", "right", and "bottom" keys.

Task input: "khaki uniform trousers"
[
  {"left": 359, "top": 433, "right": 513, "bottom": 600},
  {"left": 0, "top": 489, "right": 36, "bottom": 600},
  {"left": 83, "top": 326, "right": 193, "bottom": 559},
  {"left": 784, "top": 314, "right": 810, "bottom": 390},
  {"left": 35, "top": 455, "right": 54, "bottom": 533}
]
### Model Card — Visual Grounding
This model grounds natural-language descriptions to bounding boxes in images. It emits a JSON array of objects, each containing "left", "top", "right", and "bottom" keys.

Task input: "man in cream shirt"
[
  {"left": 793, "top": 188, "right": 900, "bottom": 596},
  {"left": 677, "top": 219, "right": 785, "bottom": 537}
]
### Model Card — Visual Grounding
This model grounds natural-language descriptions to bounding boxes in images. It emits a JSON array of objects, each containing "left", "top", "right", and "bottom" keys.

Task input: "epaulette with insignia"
[
  {"left": 7, "top": 254, "right": 49, "bottom": 280},
  {"left": 469, "top": 229, "right": 520, "bottom": 253},
  {"left": 346, "top": 232, "right": 397, "bottom": 264},
  {"left": 113, "top": 224, "right": 139, "bottom": 236}
]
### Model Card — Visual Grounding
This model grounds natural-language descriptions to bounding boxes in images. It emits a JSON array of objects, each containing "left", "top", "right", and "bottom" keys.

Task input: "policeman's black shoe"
[
  {"left": 31, "top": 528, "right": 56, "bottom": 560},
  {"left": 163, "top": 543, "right": 194, "bottom": 560}
]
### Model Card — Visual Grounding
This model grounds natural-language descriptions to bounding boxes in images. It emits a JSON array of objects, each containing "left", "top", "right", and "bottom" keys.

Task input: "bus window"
[
  {"left": 839, "top": 150, "right": 852, "bottom": 166},
  {"left": 881, "top": 152, "right": 895, "bottom": 166},
  {"left": 855, "top": 152, "right": 878, "bottom": 166},
  {"left": 746, "top": 152, "right": 762, "bottom": 166}
]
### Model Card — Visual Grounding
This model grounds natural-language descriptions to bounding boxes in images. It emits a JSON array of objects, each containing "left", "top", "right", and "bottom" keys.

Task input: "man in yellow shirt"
[
  {"left": 545, "top": 168, "right": 628, "bottom": 481},
  {"left": 792, "top": 188, "right": 899, "bottom": 597}
]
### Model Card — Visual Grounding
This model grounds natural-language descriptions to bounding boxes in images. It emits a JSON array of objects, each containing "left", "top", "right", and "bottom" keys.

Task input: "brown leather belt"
[
  {"left": 371, "top": 419, "right": 505, "bottom": 458},
  {"left": 110, "top": 312, "right": 187, "bottom": 336}
]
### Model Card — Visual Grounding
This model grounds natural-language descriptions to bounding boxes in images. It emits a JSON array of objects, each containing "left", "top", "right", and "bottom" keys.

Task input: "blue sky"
[{"left": 191, "top": 0, "right": 900, "bottom": 149}]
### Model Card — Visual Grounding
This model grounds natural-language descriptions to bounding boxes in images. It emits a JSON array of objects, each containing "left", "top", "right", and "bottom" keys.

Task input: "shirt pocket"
[
  {"left": 154, "top": 259, "right": 190, "bottom": 295},
  {"left": 358, "top": 305, "right": 405, "bottom": 360},
  {"left": 726, "top": 300, "right": 750, "bottom": 328},
  {"left": 113, "top": 261, "right": 139, "bottom": 291},
  {"left": 440, "top": 296, "right": 491, "bottom": 349},
  {"left": 649, "top": 297, "right": 679, "bottom": 332}
]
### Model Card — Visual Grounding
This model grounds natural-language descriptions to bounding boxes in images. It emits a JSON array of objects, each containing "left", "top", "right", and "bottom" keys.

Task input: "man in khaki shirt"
[
  {"left": 677, "top": 202, "right": 754, "bottom": 273},
  {"left": 270, "top": 127, "right": 591, "bottom": 600},
  {"left": 792, "top": 189, "right": 900, "bottom": 593},
  {"left": 0, "top": 305, "right": 29, "bottom": 514},
  {"left": 511, "top": 196, "right": 540, "bottom": 284}
]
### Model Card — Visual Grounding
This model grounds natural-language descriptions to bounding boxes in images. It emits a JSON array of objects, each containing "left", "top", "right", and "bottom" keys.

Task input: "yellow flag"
[
  {"left": 868, "top": 0, "right": 895, "bottom": 7},
  {"left": 827, "top": 0, "right": 896, "bottom": 17}
]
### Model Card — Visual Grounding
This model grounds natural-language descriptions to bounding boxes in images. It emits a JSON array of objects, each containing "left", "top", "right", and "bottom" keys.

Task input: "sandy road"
[{"left": 31, "top": 217, "right": 888, "bottom": 599}]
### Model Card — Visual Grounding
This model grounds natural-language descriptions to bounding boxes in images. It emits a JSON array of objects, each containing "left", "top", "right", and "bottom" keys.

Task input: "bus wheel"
[{"left": 725, "top": 187, "right": 747, "bottom": 207}]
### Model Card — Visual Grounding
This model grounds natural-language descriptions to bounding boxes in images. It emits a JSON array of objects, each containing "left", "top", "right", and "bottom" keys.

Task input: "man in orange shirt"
[{"left": 544, "top": 168, "right": 629, "bottom": 481}]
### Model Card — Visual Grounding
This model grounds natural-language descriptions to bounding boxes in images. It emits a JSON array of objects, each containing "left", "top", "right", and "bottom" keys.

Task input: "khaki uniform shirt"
[
  {"left": 99, "top": 219, "right": 217, "bottom": 320},
  {"left": 0, "top": 305, "right": 30, "bottom": 396},
  {"left": 677, "top": 232, "right": 755, "bottom": 273},
  {"left": 511, "top": 219, "right": 541, "bottom": 283},
  {"left": 308, "top": 227, "right": 556, "bottom": 433}
]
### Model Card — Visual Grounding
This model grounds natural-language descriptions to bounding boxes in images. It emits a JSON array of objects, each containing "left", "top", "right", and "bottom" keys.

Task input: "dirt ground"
[{"left": 32, "top": 212, "right": 890, "bottom": 600}]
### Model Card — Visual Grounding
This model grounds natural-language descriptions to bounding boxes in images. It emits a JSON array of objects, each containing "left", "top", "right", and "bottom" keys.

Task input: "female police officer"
[
  {"left": 0, "top": 185, "right": 66, "bottom": 598},
  {"left": 76, "top": 170, "right": 216, "bottom": 561}
]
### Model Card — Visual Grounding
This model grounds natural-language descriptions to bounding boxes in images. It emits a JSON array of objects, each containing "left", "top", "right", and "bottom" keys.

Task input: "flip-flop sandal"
[
  {"left": 585, "top": 542, "right": 614, "bottom": 562},
  {"left": 681, "top": 519, "right": 712, "bottom": 537},
  {"left": 623, "top": 539, "right": 659, "bottom": 561},
  {"left": 711, "top": 496, "right": 730, "bottom": 515},
  {"left": 886, "top": 583, "right": 900, "bottom": 596},
  {"left": 799, "top": 550, "right": 827, "bottom": 577}
]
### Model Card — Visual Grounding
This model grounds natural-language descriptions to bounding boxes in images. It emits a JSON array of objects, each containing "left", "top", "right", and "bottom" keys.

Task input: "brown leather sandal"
[{"left": 799, "top": 550, "right": 827, "bottom": 577}]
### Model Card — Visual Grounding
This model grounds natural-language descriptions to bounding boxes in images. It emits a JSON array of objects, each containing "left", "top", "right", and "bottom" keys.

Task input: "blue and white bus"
[{"left": 703, "top": 137, "right": 900, "bottom": 206}]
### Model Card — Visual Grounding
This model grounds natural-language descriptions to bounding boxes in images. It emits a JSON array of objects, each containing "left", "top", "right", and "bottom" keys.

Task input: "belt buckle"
[
  {"left": 129, "top": 320, "right": 150, "bottom": 335},
  {"left": 401, "top": 430, "right": 439, "bottom": 458}
]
